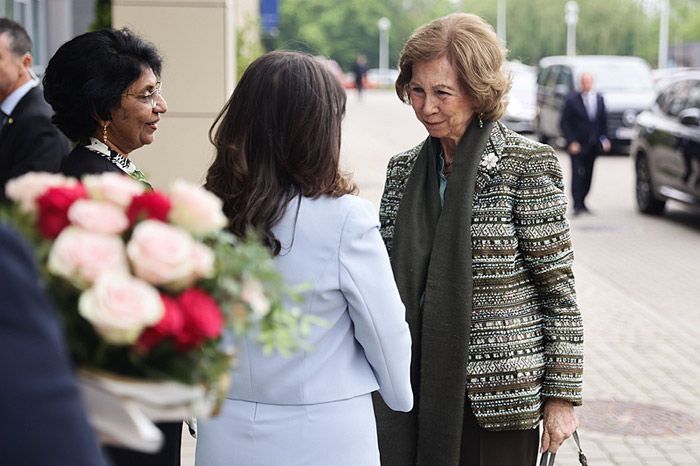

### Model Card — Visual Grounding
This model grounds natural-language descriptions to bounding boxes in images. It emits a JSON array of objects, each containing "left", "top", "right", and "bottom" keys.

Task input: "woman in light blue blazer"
[{"left": 196, "top": 51, "right": 413, "bottom": 466}]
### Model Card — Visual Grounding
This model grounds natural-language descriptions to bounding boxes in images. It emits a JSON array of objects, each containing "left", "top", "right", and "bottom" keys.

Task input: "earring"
[
  {"left": 477, "top": 113, "right": 484, "bottom": 129},
  {"left": 102, "top": 123, "right": 109, "bottom": 144}
]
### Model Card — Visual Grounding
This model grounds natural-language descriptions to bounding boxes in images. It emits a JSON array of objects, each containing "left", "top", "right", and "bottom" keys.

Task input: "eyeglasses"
[{"left": 124, "top": 82, "right": 163, "bottom": 109}]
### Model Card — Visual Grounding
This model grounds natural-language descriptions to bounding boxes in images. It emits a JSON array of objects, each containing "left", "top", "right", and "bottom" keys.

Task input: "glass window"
[{"left": 662, "top": 81, "right": 689, "bottom": 117}]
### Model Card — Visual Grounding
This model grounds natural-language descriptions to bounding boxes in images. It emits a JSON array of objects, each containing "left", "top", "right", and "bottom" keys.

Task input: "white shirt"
[
  {"left": 582, "top": 91, "right": 597, "bottom": 121},
  {"left": 0, "top": 79, "right": 37, "bottom": 116}
]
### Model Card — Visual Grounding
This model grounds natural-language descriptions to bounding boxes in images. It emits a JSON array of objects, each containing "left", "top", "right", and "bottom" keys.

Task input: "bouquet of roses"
[{"left": 2, "top": 172, "right": 307, "bottom": 450}]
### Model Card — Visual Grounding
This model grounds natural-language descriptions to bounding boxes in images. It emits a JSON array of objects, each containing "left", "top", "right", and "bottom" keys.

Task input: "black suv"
[
  {"left": 536, "top": 55, "right": 655, "bottom": 152},
  {"left": 631, "top": 72, "right": 700, "bottom": 214}
]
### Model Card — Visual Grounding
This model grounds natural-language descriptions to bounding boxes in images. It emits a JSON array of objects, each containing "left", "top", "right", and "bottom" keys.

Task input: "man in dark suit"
[
  {"left": 0, "top": 223, "right": 108, "bottom": 465},
  {"left": 0, "top": 18, "right": 69, "bottom": 200},
  {"left": 560, "top": 72, "right": 610, "bottom": 215}
]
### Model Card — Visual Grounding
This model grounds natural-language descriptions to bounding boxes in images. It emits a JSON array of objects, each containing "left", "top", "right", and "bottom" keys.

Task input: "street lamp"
[
  {"left": 378, "top": 17, "right": 391, "bottom": 72},
  {"left": 658, "top": 0, "right": 669, "bottom": 68},
  {"left": 565, "top": 1, "right": 578, "bottom": 57}
]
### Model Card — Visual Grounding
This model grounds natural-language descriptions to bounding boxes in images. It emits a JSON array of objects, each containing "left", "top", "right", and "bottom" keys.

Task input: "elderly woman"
[
  {"left": 42, "top": 28, "right": 175, "bottom": 466},
  {"left": 374, "top": 13, "right": 583, "bottom": 466},
  {"left": 43, "top": 28, "right": 166, "bottom": 188}
]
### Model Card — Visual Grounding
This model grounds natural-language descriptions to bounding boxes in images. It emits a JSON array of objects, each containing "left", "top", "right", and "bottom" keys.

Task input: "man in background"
[
  {"left": 560, "top": 72, "right": 610, "bottom": 215},
  {"left": 0, "top": 18, "right": 69, "bottom": 200}
]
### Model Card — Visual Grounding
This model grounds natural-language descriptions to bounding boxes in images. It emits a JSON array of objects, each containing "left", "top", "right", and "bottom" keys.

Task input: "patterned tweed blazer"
[{"left": 379, "top": 122, "right": 583, "bottom": 430}]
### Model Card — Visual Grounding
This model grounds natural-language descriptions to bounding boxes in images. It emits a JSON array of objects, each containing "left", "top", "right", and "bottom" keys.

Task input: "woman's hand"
[{"left": 540, "top": 398, "right": 578, "bottom": 454}]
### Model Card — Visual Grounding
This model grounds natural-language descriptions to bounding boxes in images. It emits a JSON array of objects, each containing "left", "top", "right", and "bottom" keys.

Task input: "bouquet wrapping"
[{"left": 3, "top": 172, "right": 306, "bottom": 451}]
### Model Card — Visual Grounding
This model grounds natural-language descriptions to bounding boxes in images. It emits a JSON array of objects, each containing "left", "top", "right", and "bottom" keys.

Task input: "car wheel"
[{"left": 635, "top": 154, "right": 666, "bottom": 215}]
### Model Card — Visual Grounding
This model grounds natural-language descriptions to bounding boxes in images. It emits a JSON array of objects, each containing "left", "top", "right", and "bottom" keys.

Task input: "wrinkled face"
[
  {"left": 0, "top": 33, "right": 28, "bottom": 101},
  {"left": 409, "top": 55, "right": 474, "bottom": 144},
  {"left": 105, "top": 67, "right": 167, "bottom": 155}
]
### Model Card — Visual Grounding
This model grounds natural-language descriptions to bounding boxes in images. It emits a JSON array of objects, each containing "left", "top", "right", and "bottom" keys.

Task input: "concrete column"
[
  {"left": 112, "top": 0, "right": 240, "bottom": 188},
  {"left": 45, "top": 0, "right": 72, "bottom": 64}
]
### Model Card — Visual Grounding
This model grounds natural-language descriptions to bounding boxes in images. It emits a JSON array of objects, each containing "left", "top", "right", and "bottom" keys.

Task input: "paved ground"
[{"left": 182, "top": 90, "right": 700, "bottom": 465}]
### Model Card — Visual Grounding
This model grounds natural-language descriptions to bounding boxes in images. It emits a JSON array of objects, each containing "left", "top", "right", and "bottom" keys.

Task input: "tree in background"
[
  {"left": 270, "top": 0, "right": 700, "bottom": 71},
  {"left": 91, "top": 0, "right": 111, "bottom": 31}
]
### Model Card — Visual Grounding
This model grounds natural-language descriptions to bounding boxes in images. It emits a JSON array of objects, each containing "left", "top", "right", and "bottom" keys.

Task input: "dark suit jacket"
[
  {"left": 61, "top": 144, "right": 123, "bottom": 178},
  {"left": 0, "top": 224, "right": 107, "bottom": 465},
  {"left": 560, "top": 91, "right": 609, "bottom": 150},
  {"left": 0, "top": 86, "right": 70, "bottom": 197}
]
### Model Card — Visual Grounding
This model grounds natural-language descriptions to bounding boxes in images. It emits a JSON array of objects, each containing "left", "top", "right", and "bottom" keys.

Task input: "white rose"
[
  {"left": 79, "top": 272, "right": 164, "bottom": 345},
  {"left": 48, "top": 227, "right": 129, "bottom": 288},
  {"left": 126, "top": 220, "right": 196, "bottom": 287},
  {"left": 5, "top": 172, "right": 77, "bottom": 212},
  {"left": 168, "top": 179, "right": 227, "bottom": 235},
  {"left": 83, "top": 172, "right": 144, "bottom": 207},
  {"left": 192, "top": 242, "right": 215, "bottom": 279},
  {"left": 68, "top": 200, "right": 129, "bottom": 235}
]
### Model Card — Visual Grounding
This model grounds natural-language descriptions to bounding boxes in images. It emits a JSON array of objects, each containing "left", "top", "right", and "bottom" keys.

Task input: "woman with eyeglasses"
[
  {"left": 42, "top": 28, "right": 177, "bottom": 466},
  {"left": 43, "top": 28, "right": 167, "bottom": 189}
]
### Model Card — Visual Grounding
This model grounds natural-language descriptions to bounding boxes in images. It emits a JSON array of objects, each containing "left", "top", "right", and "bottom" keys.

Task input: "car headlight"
[{"left": 623, "top": 109, "right": 638, "bottom": 127}]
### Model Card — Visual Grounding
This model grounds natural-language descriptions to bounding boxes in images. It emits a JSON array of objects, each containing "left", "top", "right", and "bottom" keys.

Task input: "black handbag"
[{"left": 539, "top": 430, "right": 588, "bottom": 466}]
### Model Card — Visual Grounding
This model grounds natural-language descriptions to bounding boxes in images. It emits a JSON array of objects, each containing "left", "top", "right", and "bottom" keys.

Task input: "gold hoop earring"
[
  {"left": 102, "top": 123, "right": 109, "bottom": 144},
  {"left": 477, "top": 113, "right": 484, "bottom": 129}
]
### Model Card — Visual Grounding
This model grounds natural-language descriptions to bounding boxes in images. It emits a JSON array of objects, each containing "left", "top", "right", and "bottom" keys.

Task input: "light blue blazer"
[{"left": 228, "top": 194, "right": 413, "bottom": 412}]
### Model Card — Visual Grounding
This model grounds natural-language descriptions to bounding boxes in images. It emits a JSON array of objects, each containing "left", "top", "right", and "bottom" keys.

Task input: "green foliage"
[
  {"left": 90, "top": 0, "right": 112, "bottom": 31},
  {"left": 270, "top": 0, "right": 700, "bottom": 71}
]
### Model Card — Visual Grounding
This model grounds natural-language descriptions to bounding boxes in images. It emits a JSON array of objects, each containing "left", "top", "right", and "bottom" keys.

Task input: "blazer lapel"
[{"left": 474, "top": 122, "right": 506, "bottom": 195}]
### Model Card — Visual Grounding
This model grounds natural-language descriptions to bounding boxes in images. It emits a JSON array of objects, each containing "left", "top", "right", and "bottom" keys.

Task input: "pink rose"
[
  {"left": 68, "top": 200, "right": 129, "bottom": 235},
  {"left": 168, "top": 179, "right": 227, "bottom": 235},
  {"left": 126, "top": 220, "right": 196, "bottom": 287},
  {"left": 192, "top": 242, "right": 215, "bottom": 280},
  {"left": 83, "top": 172, "right": 145, "bottom": 207},
  {"left": 79, "top": 272, "right": 164, "bottom": 345},
  {"left": 48, "top": 227, "right": 129, "bottom": 288},
  {"left": 5, "top": 172, "right": 77, "bottom": 212}
]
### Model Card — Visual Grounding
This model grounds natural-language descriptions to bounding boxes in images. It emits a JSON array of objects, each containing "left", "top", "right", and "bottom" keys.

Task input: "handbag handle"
[{"left": 539, "top": 430, "right": 588, "bottom": 466}]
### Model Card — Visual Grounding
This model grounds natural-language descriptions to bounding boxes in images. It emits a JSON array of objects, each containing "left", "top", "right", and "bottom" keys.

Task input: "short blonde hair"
[{"left": 395, "top": 13, "right": 511, "bottom": 122}]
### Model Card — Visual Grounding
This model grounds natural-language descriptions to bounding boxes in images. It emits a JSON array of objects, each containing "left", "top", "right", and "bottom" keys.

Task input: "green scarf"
[{"left": 375, "top": 120, "right": 493, "bottom": 465}]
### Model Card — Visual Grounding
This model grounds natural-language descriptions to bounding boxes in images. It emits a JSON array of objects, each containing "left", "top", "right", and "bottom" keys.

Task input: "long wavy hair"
[{"left": 205, "top": 51, "right": 357, "bottom": 255}]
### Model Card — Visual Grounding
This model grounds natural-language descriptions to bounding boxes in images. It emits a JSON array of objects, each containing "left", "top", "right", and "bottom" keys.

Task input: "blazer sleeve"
[
  {"left": 512, "top": 149, "right": 584, "bottom": 405},
  {"left": 0, "top": 225, "right": 107, "bottom": 465},
  {"left": 338, "top": 199, "right": 413, "bottom": 412}
]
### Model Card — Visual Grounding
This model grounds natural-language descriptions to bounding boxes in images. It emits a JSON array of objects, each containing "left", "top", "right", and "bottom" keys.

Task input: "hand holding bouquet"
[{"left": 3, "top": 172, "right": 306, "bottom": 450}]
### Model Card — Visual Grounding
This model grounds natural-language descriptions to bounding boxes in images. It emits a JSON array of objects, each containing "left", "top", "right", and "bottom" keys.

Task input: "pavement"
[{"left": 181, "top": 89, "right": 700, "bottom": 465}]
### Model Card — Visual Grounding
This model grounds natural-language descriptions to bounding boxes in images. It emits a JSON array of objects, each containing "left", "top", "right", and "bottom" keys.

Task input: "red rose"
[
  {"left": 136, "top": 294, "right": 185, "bottom": 352},
  {"left": 37, "top": 184, "right": 88, "bottom": 238},
  {"left": 175, "top": 288, "right": 224, "bottom": 350},
  {"left": 127, "top": 191, "right": 172, "bottom": 224}
]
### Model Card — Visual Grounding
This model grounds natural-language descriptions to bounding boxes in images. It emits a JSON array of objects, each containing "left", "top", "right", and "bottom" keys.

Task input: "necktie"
[{"left": 0, "top": 110, "right": 8, "bottom": 130}]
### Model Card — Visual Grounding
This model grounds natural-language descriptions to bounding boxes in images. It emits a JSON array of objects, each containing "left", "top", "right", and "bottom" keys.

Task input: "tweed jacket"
[{"left": 379, "top": 122, "right": 583, "bottom": 430}]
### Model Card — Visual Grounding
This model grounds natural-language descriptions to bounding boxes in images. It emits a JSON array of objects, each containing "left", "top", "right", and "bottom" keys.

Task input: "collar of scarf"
[
  {"left": 84, "top": 137, "right": 137, "bottom": 175},
  {"left": 374, "top": 119, "right": 494, "bottom": 465}
]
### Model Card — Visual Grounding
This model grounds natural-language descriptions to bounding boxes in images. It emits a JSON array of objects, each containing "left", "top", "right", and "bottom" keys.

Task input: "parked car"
[
  {"left": 366, "top": 68, "right": 399, "bottom": 89},
  {"left": 631, "top": 72, "right": 700, "bottom": 214},
  {"left": 502, "top": 61, "right": 537, "bottom": 133},
  {"left": 536, "top": 55, "right": 655, "bottom": 153}
]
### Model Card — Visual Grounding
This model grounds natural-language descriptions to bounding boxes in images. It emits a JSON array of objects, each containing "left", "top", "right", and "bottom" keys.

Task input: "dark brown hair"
[
  {"left": 395, "top": 13, "right": 511, "bottom": 121},
  {"left": 205, "top": 51, "right": 356, "bottom": 255}
]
